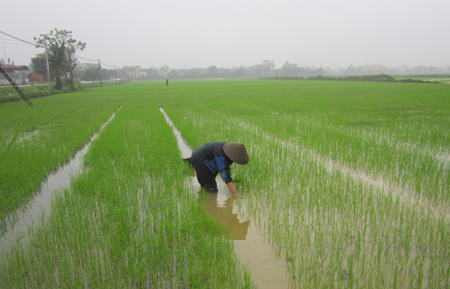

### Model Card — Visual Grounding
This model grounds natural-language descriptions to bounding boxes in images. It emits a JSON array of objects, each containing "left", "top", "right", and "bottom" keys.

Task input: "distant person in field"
[
  {"left": 166, "top": 78, "right": 169, "bottom": 86},
  {"left": 190, "top": 142, "right": 249, "bottom": 197}
]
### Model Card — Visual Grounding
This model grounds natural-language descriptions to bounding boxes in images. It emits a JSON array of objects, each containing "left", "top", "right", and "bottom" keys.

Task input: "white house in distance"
[
  {"left": 254, "top": 60, "right": 275, "bottom": 71},
  {"left": 124, "top": 66, "right": 146, "bottom": 78}
]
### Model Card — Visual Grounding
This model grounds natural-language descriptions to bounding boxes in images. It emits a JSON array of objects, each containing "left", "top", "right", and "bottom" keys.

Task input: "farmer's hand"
[{"left": 227, "top": 182, "right": 240, "bottom": 197}]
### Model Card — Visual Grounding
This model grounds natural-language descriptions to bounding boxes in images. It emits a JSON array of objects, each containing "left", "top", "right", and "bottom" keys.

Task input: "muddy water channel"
[
  {"left": 198, "top": 180, "right": 290, "bottom": 289},
  {"left": 161, "top": 107, "right": 290, "bottom": 289},
  {"left": 0, "top": 109, "right": 119, "bottom": 254}
]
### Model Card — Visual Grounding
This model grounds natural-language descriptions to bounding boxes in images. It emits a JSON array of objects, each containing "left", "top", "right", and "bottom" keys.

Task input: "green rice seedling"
[
  {"left": 204, "top": 93, "right": 449, "bottom": 208},
  {"left": 0, "top": 90, "right": 120, "bottom": 233},
  {"left": 1, "top": 79, "right": 449, "bottom": 288},
  {"left": 160, "top": 80, "right": 450, "bottom": 288},
  {"left": 0, "top": 83, "right": 255, "bottom": 288}
]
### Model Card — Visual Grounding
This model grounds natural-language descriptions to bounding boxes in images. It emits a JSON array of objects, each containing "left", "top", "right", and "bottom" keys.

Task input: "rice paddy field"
[{"left": 1, "top": 79, "right": 449, "bottom": 288}]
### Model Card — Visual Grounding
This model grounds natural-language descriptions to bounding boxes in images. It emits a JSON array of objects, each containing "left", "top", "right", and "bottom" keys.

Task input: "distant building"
[
  {"left": 254, "top": 60, "right": 275, "bottom": 71},
  {"left": 282, "top": 61, "right": 298, "bottom": 69},
  {"left": 0, "top": 65, "right": 31, "bottom": 85},
  {"left": 124, "top": 66, "right": 145, "bottom": 78}
]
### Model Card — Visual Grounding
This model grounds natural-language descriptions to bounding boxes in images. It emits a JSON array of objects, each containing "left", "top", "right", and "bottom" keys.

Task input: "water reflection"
[
  {"left": 198, "top": 184, "right": 289, "bottom": 289},
  {"left": 0, "top": 108, "right": 120, "bottom": 254},
  {"left": 200, "top": 192, "right": 249, "bottom": 240}
]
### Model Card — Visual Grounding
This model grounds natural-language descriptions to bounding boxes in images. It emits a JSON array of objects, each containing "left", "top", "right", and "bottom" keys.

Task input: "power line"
[
  {"left": 0, "top": 42, "right": 30, "bottom": 46},
  {"left": 76, "top": 55, "right": 114, "bottom": 68},
  {"left": 0, "top": 30, "right": 38, "bottom": 47},
  {"left": 0, "top": 37, "right": 23, "bottom": 41},
  {"left": 75, "top": 54, "right": 97, "bottom": 62},
  {"left": 0, "top": 31, "right": 119, "bottom": 70}
]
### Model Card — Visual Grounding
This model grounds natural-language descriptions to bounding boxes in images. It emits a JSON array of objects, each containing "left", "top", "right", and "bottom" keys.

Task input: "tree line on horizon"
[{"left": 30, "top": 61, "right": 450, "bottom": 83}]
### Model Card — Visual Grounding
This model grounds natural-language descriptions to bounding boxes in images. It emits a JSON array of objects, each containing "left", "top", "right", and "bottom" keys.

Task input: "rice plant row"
[
  {"left": 1, "top": 80, "right": 449, "bottom": 288},
  {"left": 211, "top": 100, "right": 449, "bottom": 208},
  {"left": 162, "top": 93, "right": 450, "bottom": 288},
  {"left": 207, "top": 104, "right": 449, "bottom": 219},
  {"left": 0, "top": 90, "right": 120, "bottom": 234},
  {"left": 0, "top": 99, "right": 255, "bottom": 288}
]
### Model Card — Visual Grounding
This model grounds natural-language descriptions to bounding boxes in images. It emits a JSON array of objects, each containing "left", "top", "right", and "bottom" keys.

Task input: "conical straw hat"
[{"left": 223, "top": 142, "right": 249, "bottom": 165}]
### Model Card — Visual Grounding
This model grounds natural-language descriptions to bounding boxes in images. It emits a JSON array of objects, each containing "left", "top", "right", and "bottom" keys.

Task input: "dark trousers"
[{"left": 194, "top": 163, "right": 218, "bottom": 192}]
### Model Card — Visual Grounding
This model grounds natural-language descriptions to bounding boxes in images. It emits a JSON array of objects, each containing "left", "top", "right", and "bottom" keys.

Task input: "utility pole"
[
  {"left": 45, "top": 43, "right": 51, "bottom": 89},
  {"left": 91, "top": 69, "right": 99, "bottom": 87},
  {"left": 114, "top": 65, "right": 117, "bottom": 84},
  {"left": 12, "top": 61, "right": 16, "bottom": 83},
  {"left": 98, "top": 59, "right": 102, "bottom": 86},
  {"left": 68, "top": 47, "right": 74, "bottom": 91}
]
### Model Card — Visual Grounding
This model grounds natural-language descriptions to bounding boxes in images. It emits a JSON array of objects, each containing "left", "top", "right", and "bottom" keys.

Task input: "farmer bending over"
[{"left": 191, "top": 142, "right": 249, "bottom": 196}]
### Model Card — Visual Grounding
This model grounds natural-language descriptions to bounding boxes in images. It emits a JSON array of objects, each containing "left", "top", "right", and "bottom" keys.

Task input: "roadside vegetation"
[{"left": 0, "top": 81, "right": 119, "bottom": 103}]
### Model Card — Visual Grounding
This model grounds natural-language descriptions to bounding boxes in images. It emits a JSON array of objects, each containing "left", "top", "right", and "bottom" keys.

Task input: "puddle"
[
  {"left": 0, "top": 107, "right": 120, "bottom": 254},
  {"left": 160, "top": 105, "right": 290, "bottom": 289}
]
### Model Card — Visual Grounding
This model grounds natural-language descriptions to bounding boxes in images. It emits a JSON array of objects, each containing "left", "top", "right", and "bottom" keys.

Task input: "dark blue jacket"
[{"left": 191, "top": 142, "right": 233, "bottom": 183}]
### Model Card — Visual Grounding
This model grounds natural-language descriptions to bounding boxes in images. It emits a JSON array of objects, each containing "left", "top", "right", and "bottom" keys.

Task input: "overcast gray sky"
[{"left": 1, "top": 0, "right": 449, "bottom": 69}]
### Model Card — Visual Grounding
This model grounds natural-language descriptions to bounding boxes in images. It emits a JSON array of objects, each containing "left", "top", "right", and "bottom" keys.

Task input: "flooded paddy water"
[
  {"left": 2, "top": 80, "right": 449, "bottom": 288},
  {"left": 211, "top": 107, "right": 450, "bottom": 222},
  {"left": 0, "top": 109, "right": 119, "bottom": 254},
  {"left": 158, "top": 98, "right": 450, "bottom": 288},
  {"left": 161, "top": 106, "right": 291, "bottom": 288}
]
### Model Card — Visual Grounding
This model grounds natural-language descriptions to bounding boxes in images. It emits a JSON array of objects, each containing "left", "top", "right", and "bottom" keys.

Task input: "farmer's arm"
[
  {"left": 227, "top": 182, "right": 240, "bottom": 197},
  {"left": 215, "top": 157, "right": 239, "bottom": 196}
]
